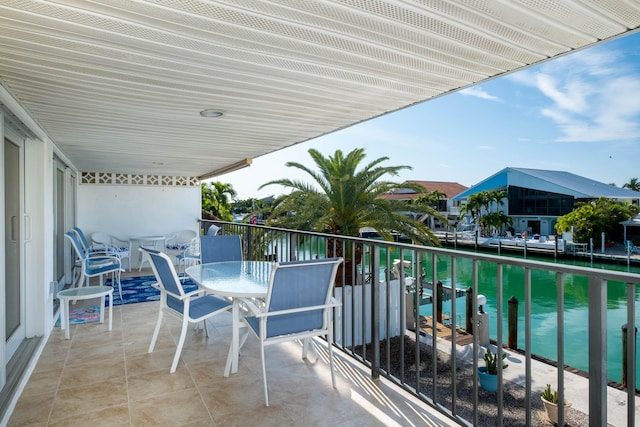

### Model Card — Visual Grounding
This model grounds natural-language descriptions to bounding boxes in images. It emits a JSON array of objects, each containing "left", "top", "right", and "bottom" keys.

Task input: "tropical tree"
[
  {"left": 201, "top": 181, "right": 237, "bottom": 221},
  {"left": 414, "top": 190, "right": 447, "bottom": 210},
  {"left": 554, "top": 197, "right": 639, "bottom": 244},
  {"left": 622, "top": 178, "right": 640, "bottom": 192},
  {"left": 479, "top": 212, "right": 513, "bottom": 236},
  {"left": 259, "top": 148, "right": 440, "bottom": 245},
  {"left": 414, "top": 190, "right": 448, "bottom": 229},
  {"left": 459, "top": 190, "right": 508, "bottom": 236}
]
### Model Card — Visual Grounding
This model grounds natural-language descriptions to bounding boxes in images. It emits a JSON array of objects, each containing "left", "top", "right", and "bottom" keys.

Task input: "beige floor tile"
[
  {"left": 199, "top": 371, "right": 269, "bottom": 408},
  {"left": 67, "top": 341, "right": 124, "bottom": 364},
  {"left": 127, "top": 367, "right": 196, "bottom": 402},
  {"left": 207, "top": 403, "right": 296, "bottom": 427},
  {"left": 181, "top": 360, "right": 227, "bottom": 388},
  {"left": 47, "top": 404, "right": 130, "bottom": 427},
  {"left": 126, "top": 347, "right": 182, "bottom": 376},
  {"left": 19, "top": 367, "right": 62, "bottom": 397},
  {"left": 129, "top": 387, "right": 211, "bottom": 426},
  {"left": 6, "top": 391, "right": 55, "bottom": 426},
  {"left": 49, "top": 377, "right": 128, "bottom": 422},
  {"left": 59, "top": 357, "right": 126, "bottom": 389}
]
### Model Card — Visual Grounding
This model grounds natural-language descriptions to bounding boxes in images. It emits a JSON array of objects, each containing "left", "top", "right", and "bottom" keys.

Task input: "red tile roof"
[{"left": 380, "top": 181, "right": 468, "bottom": 200}]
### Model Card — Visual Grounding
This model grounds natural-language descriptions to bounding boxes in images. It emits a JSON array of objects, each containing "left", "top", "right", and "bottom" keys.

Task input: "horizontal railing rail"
[{"left": 200, "top": 219, "right": 639, "bottom": 427}]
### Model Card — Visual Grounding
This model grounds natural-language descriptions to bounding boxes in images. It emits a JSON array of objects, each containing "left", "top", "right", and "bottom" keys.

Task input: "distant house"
[
  {"left": 380, "top": 180, "right": 468, "bottom": 231},
  {"left": 452, "top": 167, "right": 640, "bottom": 236}
]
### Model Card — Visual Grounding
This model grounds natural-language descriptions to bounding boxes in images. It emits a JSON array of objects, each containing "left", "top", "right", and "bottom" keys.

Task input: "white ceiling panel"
[{"left": 0, "top": 0, "right": 638, "bottom": 178}]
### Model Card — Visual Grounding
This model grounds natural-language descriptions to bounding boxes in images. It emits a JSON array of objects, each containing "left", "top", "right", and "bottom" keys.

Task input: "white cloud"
[
  {"left": 523, "top": 44, "right": 640, "bottom": 143},
  {"left": 459, "top": 87, "right": 499, "bottom": 101}
]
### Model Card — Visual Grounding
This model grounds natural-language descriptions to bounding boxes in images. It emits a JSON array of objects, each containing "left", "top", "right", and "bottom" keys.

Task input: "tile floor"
[{"left": 8, "top": 278, "right": 461, "bottom": 427}]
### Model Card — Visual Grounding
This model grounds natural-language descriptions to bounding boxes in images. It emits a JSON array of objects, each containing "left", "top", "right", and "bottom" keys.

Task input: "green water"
[
  {"left": 418, "top": 253, "right": 640, "bottom": 385},
  {"left": 298, "top": 239, "right": 639, "bottom": 383}
]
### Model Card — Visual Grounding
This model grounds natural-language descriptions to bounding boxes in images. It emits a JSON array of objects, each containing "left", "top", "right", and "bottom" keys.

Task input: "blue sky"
[{"left": 222, "top": 31, "right": 640, "bottom": 200}]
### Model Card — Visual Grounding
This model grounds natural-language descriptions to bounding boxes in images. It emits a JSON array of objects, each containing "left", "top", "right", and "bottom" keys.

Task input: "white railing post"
[{"left": 588, "top": 276, "right": 607, "bottom": 426}]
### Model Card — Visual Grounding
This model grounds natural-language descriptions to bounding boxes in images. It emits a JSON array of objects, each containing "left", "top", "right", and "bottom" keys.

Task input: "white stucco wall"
[{"left": 78, "top": 184, "right": 201, "bottom": 265}]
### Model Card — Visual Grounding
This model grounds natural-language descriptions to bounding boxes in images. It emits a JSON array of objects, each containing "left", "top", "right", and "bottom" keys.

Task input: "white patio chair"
[
  {"left": 165, "top": 230, "right": 198, "bottom": 264},
  {"left": 91, "top": 231, "right": 132, "bottom": 271},
  {"left": 72, "top": 227, "right": 109, "bottom": 256},
  {"left": 65, "top": 231, "right": 124, "bottom": 298},
  {"left": 206, "top": 223, "right": 221, "bottom": 236},
  {"left": 176, "top": 237, "right": 200, "bottom": 275},
  {"left": 239, "top": 257, "right": 343, "bottom": 406},
  {"left": 142, "top": 248, "right": 232, "bottom": 373}
]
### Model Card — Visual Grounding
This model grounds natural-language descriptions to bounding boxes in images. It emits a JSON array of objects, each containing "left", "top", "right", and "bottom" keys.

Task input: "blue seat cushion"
[
  {"left": 167, "top": 243, "right": 190, "bottom": 250},
  {"left": 189, "top": 295, "right": 231, "bottom": 319}
]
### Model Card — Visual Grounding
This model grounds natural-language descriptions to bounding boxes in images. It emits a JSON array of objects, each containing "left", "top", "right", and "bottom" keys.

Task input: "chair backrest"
[
  {"left": 200, "top": 235, "right": 242, "bottom": 263},
  {"left": 91, "top": 231, "right": 113, "bottom": 249},
  {"left": 72, "top": 227, "right": 92, "bottom": 253},
  {"left": 264, "top": 257, "right": 342, "bottom": 338},
  {"left": 167, "top": 230, "right": 198, "bottom": 248},
  {"left": 206, "top": 224, "right": 220, "bottom": 236},
  {"left": 141, "top": 248, "right": 187, "bottom": 313},
  {"left": 65, "top": 231, "right": 87, "bottom": 261},
  {"left": 184, "top": 237, "right": 200, "bottom": 256}
]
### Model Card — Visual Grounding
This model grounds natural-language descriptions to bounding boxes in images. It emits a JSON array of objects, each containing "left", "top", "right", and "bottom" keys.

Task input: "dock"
[
  {"left": 437, "top": 236, "right": 640, "bottom": 266},
  {"left": 417, "top": 315, "right": 474, "bottom": 347}
]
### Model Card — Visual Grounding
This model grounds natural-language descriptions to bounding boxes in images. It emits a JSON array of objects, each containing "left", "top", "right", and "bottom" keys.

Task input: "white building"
[{"left": 452, "top": 167, "right": 640, "bottom": 237}]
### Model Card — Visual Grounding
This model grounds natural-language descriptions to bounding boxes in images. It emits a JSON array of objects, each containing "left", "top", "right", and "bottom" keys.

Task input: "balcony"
[
  {"left": 6, "top": 277, "right": 458, "bottom": 426},
  {"left": 7, "top": 221, "right": 640, "bottom": 426}
]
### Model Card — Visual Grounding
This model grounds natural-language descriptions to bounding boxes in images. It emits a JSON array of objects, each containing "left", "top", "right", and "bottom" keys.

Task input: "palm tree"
[
  {"left": 259, "top": 148, "right": 439, "bottom": 244},
  {"left": 201, "top": 181, "right": 237, "bottom": 221},
  {"left": 260, "top": 148, "right": 441, "bottom": 286},
  {"left": 460, "top": 190, "right": 509, "bottom": 236},
  {"left": 623, "top": 178, "right": 640, "bottom": 192}
]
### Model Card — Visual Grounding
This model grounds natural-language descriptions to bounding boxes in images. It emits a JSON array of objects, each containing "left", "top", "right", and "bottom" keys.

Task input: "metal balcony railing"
[{"left": 201, "top": 220, "right": 639, "bottom": 427}]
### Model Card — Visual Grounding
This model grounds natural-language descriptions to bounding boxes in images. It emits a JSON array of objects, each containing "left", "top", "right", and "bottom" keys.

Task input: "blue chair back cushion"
[
  {"left": 200, "top": 235, "right": 242, "bottom": 263},
  {"left": 66, "top": 231, "right": 87, "bottom": 260},
  {"left": 73, "top": 227, "right": 92, "bottom": 251},
  {"left": 148, "top": 250, "right": 183, "bottom": 297},
  {"left": 265, "top": 259, "right": 338, "bottom": 338}
]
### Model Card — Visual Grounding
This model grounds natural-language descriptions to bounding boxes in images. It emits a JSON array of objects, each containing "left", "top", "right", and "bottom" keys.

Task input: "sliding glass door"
[{"left": 4, "top": 137, "right": 24, "bottom": 362}]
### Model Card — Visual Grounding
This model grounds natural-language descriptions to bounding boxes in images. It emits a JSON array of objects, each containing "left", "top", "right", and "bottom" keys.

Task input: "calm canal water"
[{"left": 416, "top": 252, "right": 640, "bottom": 385}]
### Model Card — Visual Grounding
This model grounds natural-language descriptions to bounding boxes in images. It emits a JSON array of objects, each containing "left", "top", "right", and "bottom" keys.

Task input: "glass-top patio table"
[{"left": 186, "top": 261, "right": 273, "bottom": 376}]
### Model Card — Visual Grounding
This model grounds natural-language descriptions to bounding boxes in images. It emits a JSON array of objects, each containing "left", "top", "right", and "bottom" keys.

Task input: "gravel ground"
[{"left": 356, "top": 336, "right": 604, "bottom": 427}]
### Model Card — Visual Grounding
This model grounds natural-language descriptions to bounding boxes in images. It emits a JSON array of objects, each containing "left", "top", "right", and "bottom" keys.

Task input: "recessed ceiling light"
[{"left": 200, "top": 109, "right": 223, "bottom": 118}]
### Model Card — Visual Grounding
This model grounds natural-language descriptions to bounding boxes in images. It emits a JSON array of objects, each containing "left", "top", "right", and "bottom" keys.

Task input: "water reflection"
[{"left": 420, "top": 255, "right": 640, "bottom": 384}]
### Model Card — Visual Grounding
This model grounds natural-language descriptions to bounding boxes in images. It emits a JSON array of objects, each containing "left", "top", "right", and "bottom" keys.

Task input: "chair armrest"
[
  {"left": 86, "top": 254, "right": 124, "bottom": 271},
  {"left": 238, "top": 297, "right": 263, "bottom": 316},
  {"left": 158, "top": 285, "right": 205, "bottom": 301},
  {"left": 87, "top": 245, "right": 114, "bottom": 256},
  {"left": 87, "top": 253, "right": 122, "bottom": 264},
  {"left": 111, "top": 237, "right": 131, "bottom": 249},
  {"left": 250, "top": 301, "right": 341, "bottom": 319}
]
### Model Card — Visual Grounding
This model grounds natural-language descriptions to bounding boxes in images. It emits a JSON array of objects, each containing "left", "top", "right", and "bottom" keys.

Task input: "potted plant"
[
  {"left": 540, "top": 384, "right": 571, "bottom": 425},
  {"left": 478, "top": 349, "right": 508, "bottom": 391}
]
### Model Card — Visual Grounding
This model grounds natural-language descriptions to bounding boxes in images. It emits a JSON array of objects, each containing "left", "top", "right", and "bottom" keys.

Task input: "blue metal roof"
[{"left": 452, "top": 167, "right": 640, "bottom": 200}]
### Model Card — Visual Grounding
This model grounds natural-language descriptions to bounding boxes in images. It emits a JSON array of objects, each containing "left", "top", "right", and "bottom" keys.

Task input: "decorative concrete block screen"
[{"left": 81, "top": 172, "right": 199, "bottom": 187}]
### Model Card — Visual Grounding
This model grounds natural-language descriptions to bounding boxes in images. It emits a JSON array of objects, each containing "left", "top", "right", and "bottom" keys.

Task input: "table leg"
[
  {"left": 100, "top": 295, "right": 105, "bottom": 324},
  {"left": 108, "top": 290, "right": 113, "bottom": 331},
  {"left": 224, "top": 299, "right": 241, "bottom": 377},
  {"left": 63, "top": 298, "right": 70, "bottom": 340}
]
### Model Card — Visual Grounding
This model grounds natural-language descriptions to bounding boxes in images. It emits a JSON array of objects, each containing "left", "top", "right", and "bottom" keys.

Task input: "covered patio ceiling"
[{"left": 1, "top": 1, "right": 639, "bottom": 179}]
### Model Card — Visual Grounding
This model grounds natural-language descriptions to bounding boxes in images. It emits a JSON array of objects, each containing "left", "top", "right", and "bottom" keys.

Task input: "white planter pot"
[{"left": 541, "top": 397, "right": 571, "bottom": 425}]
